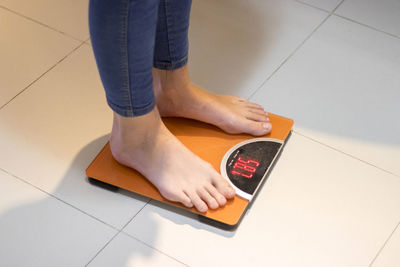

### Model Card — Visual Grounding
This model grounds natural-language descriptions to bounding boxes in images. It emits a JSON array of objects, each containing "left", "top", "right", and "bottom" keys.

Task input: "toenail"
[
  {"left": 228, "top": 187, "right": 235, "bottom": 196},
  {"left": 263, "top": 123, "right": 271, "bottom": 130}
]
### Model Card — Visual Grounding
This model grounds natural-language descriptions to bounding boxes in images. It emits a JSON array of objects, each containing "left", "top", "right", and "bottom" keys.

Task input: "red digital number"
[
  {"left": 231, "top": 170, "right": 253, "bottom": 178},
  {"left": 237, "top": 157, "right": 260, "bottom": 167},
  {"left": 231, "top": 157, "right": 260, "bottom": 179}
]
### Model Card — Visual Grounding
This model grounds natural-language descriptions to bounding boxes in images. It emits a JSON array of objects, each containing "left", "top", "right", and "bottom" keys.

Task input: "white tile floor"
[{"left": 0, "top": 0, "right": 399, "bottom": 266}]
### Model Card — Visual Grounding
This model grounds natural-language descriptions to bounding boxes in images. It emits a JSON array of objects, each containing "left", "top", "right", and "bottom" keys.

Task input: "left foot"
[{"left": 153, "top": 65, "right": 272, "bottom": 136}]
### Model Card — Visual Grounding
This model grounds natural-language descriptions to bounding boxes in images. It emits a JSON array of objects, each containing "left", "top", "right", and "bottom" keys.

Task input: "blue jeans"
[{"left": 89, "top": 0, "right": 192, "bottom": 117}]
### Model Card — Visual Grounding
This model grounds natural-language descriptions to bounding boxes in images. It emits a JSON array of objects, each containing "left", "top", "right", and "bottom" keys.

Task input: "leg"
[
  {"left": 89, "top": 0, "right": 234, "bottom": 212},
  {"left": 89, "top": 0, "right": 157, "bottom": 116},
  {"left": 153, "top": 0, "right": 272, "bottom": 136}
]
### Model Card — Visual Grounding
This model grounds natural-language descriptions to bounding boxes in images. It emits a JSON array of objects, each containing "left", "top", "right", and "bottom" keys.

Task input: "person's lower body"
[{"left": 89, "top": 0, "right": 271, "bottom": 212}]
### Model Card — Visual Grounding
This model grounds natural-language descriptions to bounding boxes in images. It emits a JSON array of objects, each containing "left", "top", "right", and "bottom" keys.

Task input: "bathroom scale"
[{"left": 86, "top": 113, "right": 293, "bottom": 230}]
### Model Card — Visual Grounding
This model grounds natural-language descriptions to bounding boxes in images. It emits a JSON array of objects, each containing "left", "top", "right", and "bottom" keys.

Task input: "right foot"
[
  {"left": 152, "top": 66, "right": 272, "bottom": 136},
  {"left": 109, "top": 108, "right": 235, "bottom": 212}
]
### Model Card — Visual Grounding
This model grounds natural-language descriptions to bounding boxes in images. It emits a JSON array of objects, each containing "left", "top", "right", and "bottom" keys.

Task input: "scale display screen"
[{"left": 220, "top": 138, "right": 283, "bottom": 201}]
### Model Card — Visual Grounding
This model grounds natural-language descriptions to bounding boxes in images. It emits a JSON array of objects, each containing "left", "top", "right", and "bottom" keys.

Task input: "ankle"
[
  {"left": 153, "top": 66, "right": 191, "bottom": 91},
  {"left": 109, "top": 109, "right": 161, "bottom": 157}
]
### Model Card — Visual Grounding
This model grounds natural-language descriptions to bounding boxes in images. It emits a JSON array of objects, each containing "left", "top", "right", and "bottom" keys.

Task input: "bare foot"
[
  {"left": 153, "top": 65, "right": 272, "bottom": 136},
  {"left": 109, "top": 108, "right": 235, "bottom": 212}
]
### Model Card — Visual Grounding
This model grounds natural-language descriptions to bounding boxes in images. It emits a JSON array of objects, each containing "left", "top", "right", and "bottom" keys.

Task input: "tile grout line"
[
  {"left": 0, "top": 41, "right": 85, "bottom": 111},
  {"left": 85, "top": 199, "right": 188, "bottom": 266},
  {"left": 0, "top": 165, "right": 182, "bottom": 266},
  {"left": 84, "top": 231, "right": 121, "bottom": 267},
  {"left": 85, "top": 197, "right": 188, "bottom": 266},
  {"left": 294, "top": 0, "right": 400, "bottom": 41},
  {"left": 121, "top": 230, "right": 189, "bottom": 267},
  {"left": 333, "top": 13, "right": 400, "bottom": 40},
  {"left": 87, "top": 198, "right": 189, "bottom": 266},
  {"left": 294, "top": 0, "right": 332, "bottom": 12},
  {"left": 368, "top": 220, "right": 400, "bottom": 266},
  {"left": 113, "top": 199, "right": 189, "bottom": 266},
  {"left": 248, "top": 0, "right": 345, "bottom": 100},
  {"left": 0, "top": 5, "right": 85, "bottom": 42},
  {"left": 0, "top": 166, "right": 120, "bottom": 231},
  {"left": 293, "top": 129, "right": 400, "bottom": 265},
  {"left": 250, "top": 0, "right": 399, "bottom": 101},
  {"left": 84, "top": 198, "right": 154, "bottom": 266},
  {"left": 0, "top": 166, "right": 174, "bottom": 266},
  {"left": 293, "top": 130, "right": 400, "bottom": 178}
]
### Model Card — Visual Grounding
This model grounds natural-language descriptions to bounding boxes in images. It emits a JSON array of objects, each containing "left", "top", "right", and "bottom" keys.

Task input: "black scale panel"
[{"left": 225, "top": 141, "right": 282, "bottom": 195}]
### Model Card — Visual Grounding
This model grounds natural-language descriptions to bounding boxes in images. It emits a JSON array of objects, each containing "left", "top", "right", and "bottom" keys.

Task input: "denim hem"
[
  {"left": 153, "top": 55, "right": 188, "bottom": 70},
  {"left": 107, "top": 99, "right": 156, "bottom": 117}
]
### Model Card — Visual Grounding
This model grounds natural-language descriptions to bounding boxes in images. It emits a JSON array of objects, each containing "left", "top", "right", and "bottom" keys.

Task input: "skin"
[{"left": 109, "top": 65, "right": 271, "bottom": 212}]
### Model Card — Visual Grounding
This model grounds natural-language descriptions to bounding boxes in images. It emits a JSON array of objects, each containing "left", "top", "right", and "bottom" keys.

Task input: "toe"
[
  {"left": 237, "top": 98, "right": 246, "bottom": 103},
  {"left": 233, "top": 96, "right": 248, "bottom": 102},
  {"left": 211, "top": 174, "right": 236, "bottom": 199},
  {"left": 245, "top": 110, "right": 270, "bottom": 122},
  {"left": 160, "top": 187, "right": 193, "bottom": 208},
  {"left": 198, "top": 188, "right": 219, "bottom": 209},
  {"left": 245, "top": 102, "right": 265, "bottom": 111},
  {"left": 178, "top": 192, "right": 193, "bottom": 208},
  {"left": 244, "top": 120, "right": 272, "bottom": 136},
  {"left": 245, "top": 106, "right": 267, "bottom": 116},
  {"left": 187, "top": 190, "right": 208, "bottom": 212},
  {"left": 206, "top": 184, "right": 227, "bottom": 206}
]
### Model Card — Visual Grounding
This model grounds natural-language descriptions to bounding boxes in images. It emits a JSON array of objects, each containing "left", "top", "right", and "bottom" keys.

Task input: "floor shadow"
[
  {"left": 147, "top": 200, "right": 236, "bottom": 237},
  {"left": 0, "top": 136, "right": 159, "bottom": 266}
]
